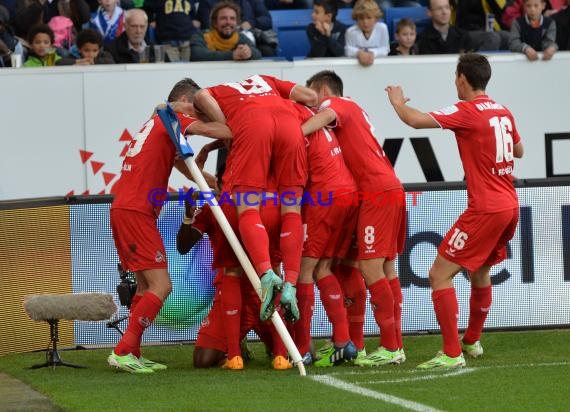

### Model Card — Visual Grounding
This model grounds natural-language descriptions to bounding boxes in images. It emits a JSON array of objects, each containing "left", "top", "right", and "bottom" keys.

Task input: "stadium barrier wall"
[
  {"left": 1, "top": 53, "right": 570, "bottom": 201},
  {"left": 1, "top": 179, "right": 568, "bottom": 355}
]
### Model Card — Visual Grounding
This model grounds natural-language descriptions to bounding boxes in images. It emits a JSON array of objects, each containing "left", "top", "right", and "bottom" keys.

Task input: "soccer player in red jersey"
[
  {"left": 108, "top": 78, "right": 232, "bottom": 374},
  {"left": 193, "top": 75, "right": 318, "bottom": 323},
  {"left": 302, "top": 70, "right": 407, "bottom": 366},
  {"left": 178, "top": 193, "right": 291, "bottom": 371},
  {"left": 288, "top": 102, "right": 359, "bottom": 367},
  {"left": 386, "top": 53, "right": 524, "bottom": 369}
]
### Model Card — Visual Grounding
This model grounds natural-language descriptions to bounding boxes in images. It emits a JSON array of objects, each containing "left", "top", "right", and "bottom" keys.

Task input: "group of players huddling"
[{"left": 107, "top": 53, "right": 523, "bottom": 374}]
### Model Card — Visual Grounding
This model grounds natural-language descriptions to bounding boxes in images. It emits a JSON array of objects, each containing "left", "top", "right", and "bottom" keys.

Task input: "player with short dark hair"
[
  {"left": 289, "top": 102, "right": 359, "bottom": 367},
  {"left": 386, "top": 52, "right": 524, "bottom": 369},
  {"left": 107, "top": 78, "right": 231, "bottom": 374},
  {"left": 303, "top": 70, "right": 407, "bottom": 367},
  {"left": 193, "top": 75, "right": 318, "bottom": 325},
  {"left": 178, "top": 191, "right": 292, "bottom": 371}
]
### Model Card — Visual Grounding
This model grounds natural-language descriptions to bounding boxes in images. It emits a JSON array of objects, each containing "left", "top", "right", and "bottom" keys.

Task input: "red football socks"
[
  {"left": 293, "top": 282, "right": 314, "bottom": 355},
  {"left": 317, "top": 274, "right": 350, "bottom": 345},
  {"left": 130, "top": 294, "right": 142, "bottom": 312},
  {"left": 222, "top": 275, "right": 242, "bottom": 359},
  {"left": 238, "top": 209, "right": 271, "bottom": 275},
  {"left": 389, "top": 277, "right": 404, "bottom": 349},
  {"left": 129, "top": 294, "right": 143, "bottom": 357},
  {"left": 463, "top": 285, "right": 492, "bottom": 344},
  {"left": 334, "top": 265, "right": 366, "bottom": 350},
  {"left": 432, "top": 287, "right": 462, "bottom": 357},
  {"left": 115, "top": 291, "right": 163, "bottom": 356},
  {"left": 369, "top": 278, "right": 398, "bottom": 351},
  {"left": 280, "top": 212, "right": 303, "bottom": 284}
]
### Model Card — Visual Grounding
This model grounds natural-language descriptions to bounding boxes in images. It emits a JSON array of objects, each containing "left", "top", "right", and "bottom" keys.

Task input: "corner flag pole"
[{"left": 157, "top": 105, "right": 306, "bottom": 376}]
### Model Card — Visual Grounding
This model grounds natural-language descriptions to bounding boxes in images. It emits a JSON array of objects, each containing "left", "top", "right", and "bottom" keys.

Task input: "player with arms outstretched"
[{"left": 386, "top": 52, "right": 524, "bottom": 369}]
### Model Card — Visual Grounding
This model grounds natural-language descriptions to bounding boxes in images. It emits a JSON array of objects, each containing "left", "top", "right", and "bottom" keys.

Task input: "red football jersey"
[
  {"left": 192, "top": 204, "right": 225, "bottom": 267},
  {"left": 319, "top": 96, "right": 402, "bottom": 193},
  {"left": 111, "top": 113, "right": 195, "bottom": 217},
  {"left": 292, "top": 102, "right": 356, "bottom": 201},
  {"left": 207, "top": 74, "right": 297, "bottom": 126},
  {"left": 428, "top": 95, "right": 521, "bottom": 212}
]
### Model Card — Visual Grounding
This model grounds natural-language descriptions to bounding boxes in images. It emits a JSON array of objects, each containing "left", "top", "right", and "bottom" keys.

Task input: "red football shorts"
[
  {"left": 196, "top": 275, "right": 271, "bottom": 352},
  {"left": 356, "top": 189, "right": 407, "bottom": 261},
  {"left": 227, "top": 107, "right": 307, "bottom": 193},
  {"left": 438, "top": 207, "right": 519, "bottom": 272},
  {"left": 110, "top": 208, "right": 167, "bottom": 272},
  {"left": 302, "top": 202, "right": 358, "bottom": 258},
  {"left": 195, "top": 287, "right": 226, "bottom": 353}
]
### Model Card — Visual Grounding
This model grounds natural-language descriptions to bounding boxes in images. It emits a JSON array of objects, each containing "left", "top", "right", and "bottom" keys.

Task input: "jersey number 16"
[{"left": 489, "top": 116, "right": 514, "bottom": 163}]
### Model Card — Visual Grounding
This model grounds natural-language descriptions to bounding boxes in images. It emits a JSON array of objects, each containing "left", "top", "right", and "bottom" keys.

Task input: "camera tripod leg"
[{"left": 106, "top": 315, "right": 129, "bottom": 335}]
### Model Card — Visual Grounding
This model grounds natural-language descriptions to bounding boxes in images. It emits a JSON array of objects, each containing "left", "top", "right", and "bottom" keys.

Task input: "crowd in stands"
[{"left": 0, "top": 0, "right": 569, "bottom": 67}]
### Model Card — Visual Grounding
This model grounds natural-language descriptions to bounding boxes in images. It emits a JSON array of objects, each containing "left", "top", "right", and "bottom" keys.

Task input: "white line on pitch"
[
  {"left": 310, "top": 375, "right": 442, "bottom": 412},
  {"left": 360, "top": 368, "right": 474, "bottom": 384},
  {"left": 478, "top": 361, "right": 570, "bottom": 369},
  {"left": 330, "top": 360, "right": 570, "bottom": 377}
]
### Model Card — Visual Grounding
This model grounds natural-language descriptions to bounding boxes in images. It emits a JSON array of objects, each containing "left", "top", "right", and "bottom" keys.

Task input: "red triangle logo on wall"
[
  {"left": 119, "top": 129, "right": 133, "bottom": 142},
  {"left": 79, "top": 150, "right": 94, "bottom": 164},
  {"left": 91, "top": 161, "right": 105, "bottom": 175},
  {"left": 103, "top": 172, "right": 116, "bottom": 186}
]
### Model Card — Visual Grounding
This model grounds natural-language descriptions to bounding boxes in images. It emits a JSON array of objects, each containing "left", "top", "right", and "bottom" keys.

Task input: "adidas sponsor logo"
[
  {"left": 226, "top": 309, "right": 239, "bottom": 316},
  {"left": 329, "top": 294, "right": 341, "bottom": 300},
  {"left": 280, "top": 232, "right": 291, "bottom": 237}
]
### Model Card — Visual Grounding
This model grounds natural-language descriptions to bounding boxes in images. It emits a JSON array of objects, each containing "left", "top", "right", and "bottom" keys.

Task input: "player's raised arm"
[
  {"left": 385, "top": 85, "right": 439, "bottom": 129},
  {"left": 513, "top": 142, "right": 524, "bottom": 158},
  {"left": 290, "top": 84, "right": 319, "bottom": 107},
  {"left": 301, "top": 108, "right": 336, "bottom": 136},
  {"left": 186, "top": 120, "right": 233, "bottom": 140},
  {"left": 193, "top": 89, "right": 227, "bottom": 124},
  {"left": 195, "top": 140, "right": 227, "bottom": 169},
  {"left": 176, "top": 193, "right": 204, "bottom": 255}
]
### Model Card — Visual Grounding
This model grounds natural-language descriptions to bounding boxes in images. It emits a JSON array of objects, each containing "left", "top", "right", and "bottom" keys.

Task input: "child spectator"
[
  {"left": 509, "top": 0, "right": 558, "bottom": 60},
  {"left": 389, "top": 18, "right": 418, "bottom": 55},
  {"left": 76, "top": 28, "right": 114, "bottom": 63},
  {"left": 344, "top": 0, "right": 389, "bottom": 66},
  {"left": 24, "top": 24, "right": 61, "bottom": 67},
  {"left": 307, "top": 0, "right": 347, "bottom": 57},
  {"left": 502, "top": 0, "right": 565, "bottom": 29},
  {"left": 89, "top": 0, "right": 125, "bottom": 46},
  {"left": 58, "top": 28, "right": 115, "bottom": 65}
]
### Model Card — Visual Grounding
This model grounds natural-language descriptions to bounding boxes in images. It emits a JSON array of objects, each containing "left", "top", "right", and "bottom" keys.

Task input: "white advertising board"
[{"left": 1, "top": 54, "right": 570, "bottom": 201}]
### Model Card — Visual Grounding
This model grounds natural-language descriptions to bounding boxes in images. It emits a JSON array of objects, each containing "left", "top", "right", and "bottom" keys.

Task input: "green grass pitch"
[{"left": 1, "top": 329, "right": 569, "bottom": 411}]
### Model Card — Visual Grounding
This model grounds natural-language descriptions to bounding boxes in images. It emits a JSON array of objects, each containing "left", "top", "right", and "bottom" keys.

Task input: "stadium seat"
[
  {"left": 269, "top": 9, "right": 354, "bottom": 60},
  {"left": 384, "top": 6, "right": 429, "bottom": 40}
]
